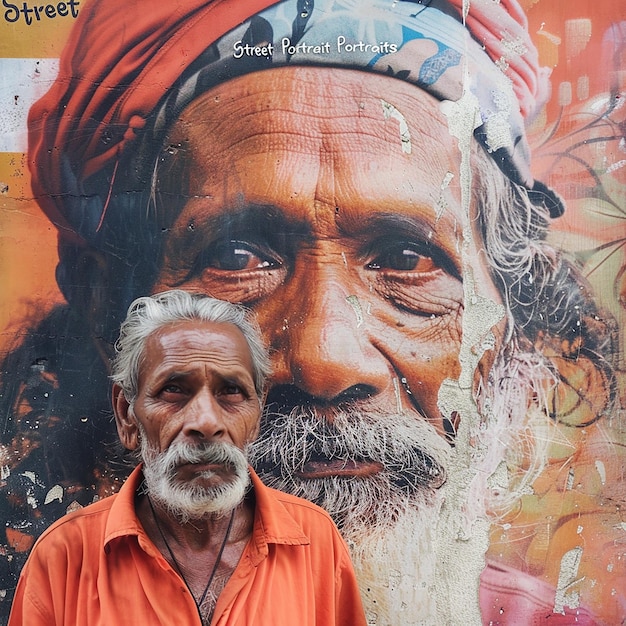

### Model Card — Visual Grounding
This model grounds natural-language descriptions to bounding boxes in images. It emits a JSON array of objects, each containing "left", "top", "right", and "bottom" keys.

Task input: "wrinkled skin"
[
  {"left": 153, "top": 67, "right": 505, "bottom": 467},
  {"left": 112, "top": 320, "right": 260, "bottom": 462}
]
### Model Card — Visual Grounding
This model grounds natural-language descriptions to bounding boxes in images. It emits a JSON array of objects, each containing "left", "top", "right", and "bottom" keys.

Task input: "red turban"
[{"left": 28, "top": 0, "right": 559, "bottom": 251}]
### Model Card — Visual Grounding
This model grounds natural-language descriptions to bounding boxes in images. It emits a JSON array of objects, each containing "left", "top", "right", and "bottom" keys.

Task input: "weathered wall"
[{"left": 1, "top": 1, "right": 625, "bottom": 624}]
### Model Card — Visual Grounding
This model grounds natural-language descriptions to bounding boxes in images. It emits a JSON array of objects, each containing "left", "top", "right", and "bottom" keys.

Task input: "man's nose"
[
  {"left": 181, "top": 389, "right": 225, "bottom": 440},
  {"left": 267, "top": 266, "right": 390, "bottom": 403}
]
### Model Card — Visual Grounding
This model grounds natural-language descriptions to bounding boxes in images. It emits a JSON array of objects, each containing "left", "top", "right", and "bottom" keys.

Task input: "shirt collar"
[
  {"left": 103, "top": 464, "right": 161, "bottom": 558},
  {"left": 102, "top": 464, "right": 310, "bottom": 561}
]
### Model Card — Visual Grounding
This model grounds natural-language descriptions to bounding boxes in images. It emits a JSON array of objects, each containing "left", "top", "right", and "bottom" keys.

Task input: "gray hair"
[
  {"left": 473, "top": 144, "right": 609, "bottom": 347},
  {"left": 110, "top": 290, "right": 272, "bottom": 402}
]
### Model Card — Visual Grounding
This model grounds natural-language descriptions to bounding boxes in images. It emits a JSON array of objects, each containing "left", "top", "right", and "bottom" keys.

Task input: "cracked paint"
[
  {"left": 1, "top": 1, "right": 625, "bottom": 623},
  {"left": 345, "top": 294, "right": 363, "bottom": 328},
  {"left": 381, "top": 99, "right": 411, "bottom": 154},
  {"left": 436, "top": 171, "right": 455, "bottom": 220},
  {"left": 435, "top": 81, "right": 505, "bottom": 623},
  {"left": 44, "top": 485, "right": 63, "bottom": 505}
]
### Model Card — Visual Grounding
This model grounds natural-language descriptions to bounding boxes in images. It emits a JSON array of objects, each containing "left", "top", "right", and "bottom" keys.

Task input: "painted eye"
[
  {"left": 196, "top": 240, "right": 280, "bottom": 272},
  {"left": 361, "top": 237, "right": 462, "bottom": 317},
  {"left": 173, "top": 237, "right": 287, "bottom": 306},
  {"left": 366, "top": 243, "right": 437, "bottom": 273}
]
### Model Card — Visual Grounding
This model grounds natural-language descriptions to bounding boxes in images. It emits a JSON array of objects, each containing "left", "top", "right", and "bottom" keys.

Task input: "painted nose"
[{"left": 270, "top": 269, "right": 390, "bottom": 404}]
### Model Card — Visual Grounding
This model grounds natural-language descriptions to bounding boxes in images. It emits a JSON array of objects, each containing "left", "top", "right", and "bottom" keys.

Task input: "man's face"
[
  {"left": 118, "top": 320, "right": 260, "bottom": 518},
  {"left": 152, "top": 67, "right": 502, "bottom": 528}
]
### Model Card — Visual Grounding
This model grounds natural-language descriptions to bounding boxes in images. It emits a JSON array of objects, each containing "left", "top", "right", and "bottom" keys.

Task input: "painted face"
[{"left": 152, "top": 67, "right": 502, "bottom": 511}]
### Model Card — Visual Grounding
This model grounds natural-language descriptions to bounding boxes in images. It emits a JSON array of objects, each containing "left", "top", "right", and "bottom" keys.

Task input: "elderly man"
[
  {"left": 8, "top": 290, "right": 367, "bottom": 626},
  {"left": 1, "top": 0, "right": 622, "bottom": 624}
]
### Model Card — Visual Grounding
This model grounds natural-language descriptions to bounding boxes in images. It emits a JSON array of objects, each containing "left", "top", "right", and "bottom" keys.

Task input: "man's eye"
[
  {"left": 366, "top": 243, "right": 437, "bottom": 273},
  {"left": 224, "top": 384, "right": 242, "bottom": 394},
  {"left": 195, "top": 240, "right": 281, "bottom": 272},
  {"left": 220, "top": 384, "right": 250, "bottom": 401},
  {"left": 160, "top": 383, "right": 184, "bottom": 395}
]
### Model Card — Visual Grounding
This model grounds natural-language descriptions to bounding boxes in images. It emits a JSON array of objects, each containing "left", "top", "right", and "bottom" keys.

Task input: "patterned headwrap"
[{"left": 28, "top": 0, "right": 563, "bottom": 254}]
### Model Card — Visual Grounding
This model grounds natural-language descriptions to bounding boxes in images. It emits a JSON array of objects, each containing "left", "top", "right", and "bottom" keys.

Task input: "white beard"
[
  {"left": 345, "top": 497, "right": 445, "bottom": 626},
  {"left": 249, "top": 349, "right": 552, "bottom": 625},
  {"left": 140, "top": 436, "right": 250, "bottom": 522},
  {"left": 349, "top": 356, "right": 553, "bottom": 625}
]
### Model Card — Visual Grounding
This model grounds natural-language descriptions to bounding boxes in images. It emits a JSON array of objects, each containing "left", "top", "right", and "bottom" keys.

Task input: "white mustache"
[
  {"left": 248, "top": 405, "right": 449, "bottom": 533},
  {"left": 141, "top": 439, "right": 250, "bottom": 521},
  {"left": 148, "top": 440, "right": 247, "bottom": 475}
]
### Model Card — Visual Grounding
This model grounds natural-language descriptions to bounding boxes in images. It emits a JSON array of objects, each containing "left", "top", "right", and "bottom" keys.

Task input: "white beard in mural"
[
  {"left": 248, "top": 407, "right": 451, "bottom": 623},
  {"left": 249, "top": 349, "right": 551, "bottom": 625}
]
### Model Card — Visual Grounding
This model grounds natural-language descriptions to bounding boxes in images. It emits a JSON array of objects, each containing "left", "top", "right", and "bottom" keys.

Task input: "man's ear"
[{"left": 112, "top": 383, "right": 139, "bottom": 450}]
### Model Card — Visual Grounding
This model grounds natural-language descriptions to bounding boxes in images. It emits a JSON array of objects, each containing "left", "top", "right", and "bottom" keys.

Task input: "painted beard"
[
  {"left": 248, "top": 404, "right": 450, "bottom": 624},
  {"left": 248, "top": 405, "right": 449, "bottom": 539},
  {"left": 246, "top": 351, "right": 550, "bottom": 624},
  {"left": 140, "top": 436, "right": 250, "bottom": 523}
]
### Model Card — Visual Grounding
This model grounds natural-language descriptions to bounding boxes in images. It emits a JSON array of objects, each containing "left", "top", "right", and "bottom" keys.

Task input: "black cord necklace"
[{"left": 147, "top": 496, "right": 235, "bottom": 611}]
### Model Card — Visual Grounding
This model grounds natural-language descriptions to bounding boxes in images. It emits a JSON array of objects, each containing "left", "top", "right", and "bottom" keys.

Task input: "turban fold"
[{"left": 28, "top": 0, "right": 563, "bottom": 252}]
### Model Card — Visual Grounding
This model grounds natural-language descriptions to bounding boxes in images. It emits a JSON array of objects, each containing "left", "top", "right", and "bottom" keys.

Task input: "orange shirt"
[{"left": 8, "top": 466, "right": 367, "bottom": 626}]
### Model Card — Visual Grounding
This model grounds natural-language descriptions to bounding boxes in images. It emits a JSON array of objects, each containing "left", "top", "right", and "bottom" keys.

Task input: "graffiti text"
[{"left": 3, "top": 0, "right": 79, "bottom": 24}]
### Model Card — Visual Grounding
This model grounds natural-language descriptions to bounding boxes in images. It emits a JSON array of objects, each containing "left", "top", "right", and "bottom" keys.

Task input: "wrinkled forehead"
[
  {"left": 164, "top": 66, "right": 460, "bottom": 168},
  {"left": 153, "top": 66, "right": 480, "bottom": 272},
  {"left": 141, "top": 320, "right": 256, "bottom": 379}
]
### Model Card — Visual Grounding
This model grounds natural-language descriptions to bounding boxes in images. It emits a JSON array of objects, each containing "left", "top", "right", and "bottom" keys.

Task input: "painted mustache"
[{"left": 249, "top": 404, "right": 448, "bottom": 490}]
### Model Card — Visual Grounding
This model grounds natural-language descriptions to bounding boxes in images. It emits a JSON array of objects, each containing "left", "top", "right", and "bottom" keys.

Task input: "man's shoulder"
[
  {"left": 256, "top": 481, "right": 340, "bottom": 532},
  {"left": 256, "top": 477, "right": 330, "bottom": 514},
  {"left": 34, "top": 465, "right": 143, "bottom": 550}
]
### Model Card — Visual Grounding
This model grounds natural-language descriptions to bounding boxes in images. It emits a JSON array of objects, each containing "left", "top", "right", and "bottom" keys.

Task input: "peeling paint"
[
  {"left": 346, "top": 294, "right": 363, "bottom": 328},
  {"left": 44, "top": 485, "right": 63, "bottom": 505},
  {"left": 392, "top": 377, "right": 402, "bottom": 414},
  {"left": 436, "top": 171, "right": 454, "bottom": 220},
  {"left": 20, "top": 471, "right": 37, "bottom": 484},
  {"left": 595, "top": 460, "right": 606, "bottom": 485},
  {"left": 554, "top": 547, "right": 583, "bottom": 614},
  {"left": 66, "top": 501, "right": 83, "bottom": 515},
  {"left": 435, "top": 83, "right": 504, "bottom": 624},
  {"left": 381, "top": 99, "right": 411, "bottom": 153},
  {"left": 481, "top": 90, "right": 515, "bottom": 154},
  {"left": 0, "top": 58, "right": 59, "bottom": 151},
  {"left": 1, "top": 1, "right": 625, "bottom": 623}
]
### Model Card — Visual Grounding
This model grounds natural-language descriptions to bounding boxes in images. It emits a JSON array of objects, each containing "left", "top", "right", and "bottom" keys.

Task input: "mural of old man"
[{"left": 1, "top": 0, "right": 625, "bottom": 623}]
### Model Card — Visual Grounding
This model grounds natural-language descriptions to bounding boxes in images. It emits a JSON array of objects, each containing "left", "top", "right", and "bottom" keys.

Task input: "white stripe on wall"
[{"left": 0, "top": 58, "right": 59, "bottom": 153}]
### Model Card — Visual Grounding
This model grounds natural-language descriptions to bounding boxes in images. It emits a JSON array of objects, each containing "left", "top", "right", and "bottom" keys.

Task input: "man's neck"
[
  {"left": 137, "top": 492, "right": 254, "bottom": 623},
  {"left": 137, "top": 490, "right": 255, "bottom": 549}
]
